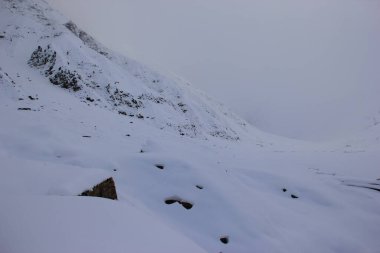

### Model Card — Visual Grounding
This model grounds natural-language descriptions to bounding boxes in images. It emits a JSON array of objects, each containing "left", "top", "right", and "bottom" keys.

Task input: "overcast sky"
[{"left": 46, "top": 0, "right": 380, "bottom": 141}]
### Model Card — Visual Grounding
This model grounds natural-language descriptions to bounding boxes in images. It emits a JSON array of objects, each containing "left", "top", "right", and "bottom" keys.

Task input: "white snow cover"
[{"left": 0, "top": 0, "right": 379, "bottom": 252}]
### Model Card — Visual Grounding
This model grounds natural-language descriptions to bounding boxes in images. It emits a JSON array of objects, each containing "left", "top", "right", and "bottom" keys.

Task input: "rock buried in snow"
[
  {"left": 165, "top": 199, "right": 177, "bottom": 205},
  {"left": 181, "top": 201, "right": 193, "bottom": 209},
  {"left": 164, "top": 197, "right": 193, "bottom": 210},
  {"left": 220, "top": 236, "right": 229, "bottom": 244},
  {"left": 155, "top": 164, "right": 164, "bottom": 170},
  {"left": 291, "top": 194, "right": 299, "bottom": 199},
  {"left": 80, "top": 177, "right": 118, "bottom": 200}
]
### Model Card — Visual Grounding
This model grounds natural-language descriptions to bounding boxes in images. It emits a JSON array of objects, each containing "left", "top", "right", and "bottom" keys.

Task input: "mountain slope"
[
  {"left": 0, "top": 0, "right": 253, "bottom": 141},
  {"left": 1, "top": 0, "right": 380, "bottom": 253}
]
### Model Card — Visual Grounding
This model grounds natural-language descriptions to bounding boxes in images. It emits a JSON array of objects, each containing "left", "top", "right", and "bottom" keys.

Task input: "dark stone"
[
  {"left": 180, "top": 201, "right": 193, "bottom": 210},
  {"left": 28, "top": 95, "right": 36, "bottom": 100},
  {"left": 291, "top": 194, "right": 298, "bottom": 199},
  {"left": 220, "top": 236, "right": 229, "bottom": 244},
  {"left": 165, "top": 199, "right": 177, "bottom": 205},
  {"left": 196, "top": 185, "right": 204, "bottom": 190},
  {"left": 82, "top": 135, "right": 91, "bottom": 138},
  {"left": 282, "top": 188, "right": 287, "bottom": 192},
  {"left": 86, "top": 97, "right": 94, "bottom": 102},
  {"left": 164, "top": 197, "right": 193, "bottom": 210},
  {"left": 80, "top": 177, "right": 118, "bottom": 200},
  {"left": 155, "top": 164, "right": 164, "bottom": 170},
  {"left": 18, "top": 107, "right": 31, "bottom": 111}
]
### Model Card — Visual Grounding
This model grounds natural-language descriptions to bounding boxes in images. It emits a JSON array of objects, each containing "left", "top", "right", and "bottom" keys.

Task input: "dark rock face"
[
  {"left": 28, "top": 45, "right": 56, "bottom": 69},
  {"left": 28, "top": 45, "right": 82, "bottom": 92},
  {"left": 65, "top": 21, "right": 110, "bottom": 58},
  {"left": 80, "top": 177, "right": 118, "bottom": 200},
  {"left": 49, "top": 69, "right": 81, "bottom": 91}
]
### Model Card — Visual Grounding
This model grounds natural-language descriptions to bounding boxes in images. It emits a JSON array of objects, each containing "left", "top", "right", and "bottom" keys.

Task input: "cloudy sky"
[{"left": 46, "top": 0, "right": 380, "bottom": 141}]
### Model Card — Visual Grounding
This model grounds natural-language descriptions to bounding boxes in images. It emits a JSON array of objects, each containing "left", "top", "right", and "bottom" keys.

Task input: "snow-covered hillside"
[{"left": 1, "top": 0, "right": 379, "bottom": 252}]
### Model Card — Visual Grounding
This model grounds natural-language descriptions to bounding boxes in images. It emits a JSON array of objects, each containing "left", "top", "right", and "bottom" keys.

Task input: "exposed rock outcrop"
[{"left": 80, "top": 177, "right": 118, "bottom": 200}]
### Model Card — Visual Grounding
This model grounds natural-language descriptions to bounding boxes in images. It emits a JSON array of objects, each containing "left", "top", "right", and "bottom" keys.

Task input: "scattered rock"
[
  {"left": 79, "top": 177, "right": 118, "bottom": 200},
  {"left": 282, "top": 188, "right": 287, "bottom": 192},
  {"left": 49, "top": 69, "right": 81, "bottom": 91},
  {"left": 82, "top": 135, "right": 91, "bottom": 138},
  {"left": 28, "top": 95, "right": 37, "bottom": 100},
  {"left": 165, "top": 199, "right": 177, "bottom": 205},
  {"left": 126, "top": 134, "right": 130, "bottom": 137},
  {"left": 164, "top": 197, "right": 193, "bottom": 210},
  {"left": 18, "top": 107, "right": 31, "bottom": 111},
  {"left": 155, "top": 164, "right": 164, "bottom": 170},
  {"left": 196, "top": 185, "right": 204, "bottom": 190},
  {"left": 291, "top": 194, "right": 298, "bottom": 199},
  {"left": 86, "top": 97, "right": 94, "bottom": 102},
  {"left": 181, "top": 201, "right": 193, "bottom": 209},
  {"left": 220, "top": 236, "right": 229, "bottom": 244}
]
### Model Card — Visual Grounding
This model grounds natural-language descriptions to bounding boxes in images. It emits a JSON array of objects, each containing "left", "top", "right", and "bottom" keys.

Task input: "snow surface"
[{"left": 0, "top": 0, "right": 380, "bottom": 252}]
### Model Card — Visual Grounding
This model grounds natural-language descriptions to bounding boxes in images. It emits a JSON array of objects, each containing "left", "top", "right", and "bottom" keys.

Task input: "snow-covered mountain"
[{"left": 1, "top": 0, "right": 379, "bottom": 253}]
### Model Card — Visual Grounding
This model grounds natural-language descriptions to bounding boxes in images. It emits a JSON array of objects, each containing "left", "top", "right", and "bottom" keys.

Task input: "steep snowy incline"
[
  {"left": 0, "top": 0, "right": 253, "bottom": 141},
  {"left": 1, "top": 0, "right": 380, "bottom": 253}
]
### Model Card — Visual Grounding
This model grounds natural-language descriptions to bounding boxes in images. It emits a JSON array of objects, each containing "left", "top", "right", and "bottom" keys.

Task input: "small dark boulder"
[
  {"left": 165, "top": 199, "right": 177, "bottom": 205},
  {"left": 80, "top": 177, "right": 118, "bottom": 200},
  {"left": 155, "top": 164, "right": 164, "bottom": 170},
  {"left": 164, "top": 197, "right": 194, "bottom": 210},
  {"left": 220, "top": 236, "right": 229, "bottom": 244},
  {"left": 180, "top": 201, "right": 193, "bottom": 210},
  {"left": 291, "top": 194, "right": 298, "bottom": 199}
]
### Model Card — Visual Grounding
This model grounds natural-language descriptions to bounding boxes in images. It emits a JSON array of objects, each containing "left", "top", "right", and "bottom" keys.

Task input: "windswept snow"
[{"left": 0, "top": 0, "right": 379, "bottom": 252}]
